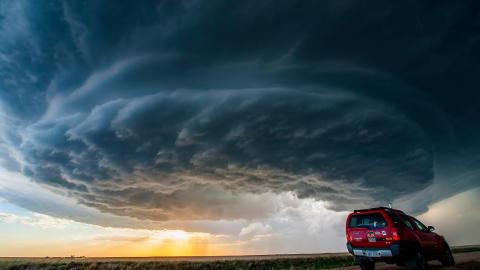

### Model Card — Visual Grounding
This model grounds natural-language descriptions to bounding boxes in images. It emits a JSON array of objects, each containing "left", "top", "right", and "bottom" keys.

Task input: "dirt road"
[{"left": 337, "top": 251, "right": 480, "bottom": 270}]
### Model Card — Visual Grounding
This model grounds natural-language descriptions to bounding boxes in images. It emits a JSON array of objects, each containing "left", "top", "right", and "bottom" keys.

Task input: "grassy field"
[
  {"left": 0, "top": 255, "right": 356, "bottom": 270},
  {"left": 451, "top": 245, "right": 480, "bottom": 254},
  {"left": 1, "top": 246, "right": 479, "bottom": 270}
]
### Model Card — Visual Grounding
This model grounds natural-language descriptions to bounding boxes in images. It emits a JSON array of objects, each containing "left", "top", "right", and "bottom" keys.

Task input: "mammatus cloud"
[{"left": 0, "top": 1, "right": 478, "bottom": 224}]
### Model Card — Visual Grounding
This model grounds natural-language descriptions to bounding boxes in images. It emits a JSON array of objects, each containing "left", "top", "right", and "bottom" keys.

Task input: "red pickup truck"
[{"left": 346, "top": 207, "right": 454, "bottom": 270}]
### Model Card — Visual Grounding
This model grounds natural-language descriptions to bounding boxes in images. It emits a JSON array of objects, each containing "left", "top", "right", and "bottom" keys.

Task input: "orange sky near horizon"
[{"left": 1, "top": 188, "right": 478, "bottom": 257}]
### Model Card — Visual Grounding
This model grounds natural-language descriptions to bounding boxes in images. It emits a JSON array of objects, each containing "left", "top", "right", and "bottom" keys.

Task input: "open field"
[
  {"left": 0, "top": 248, "right": 479, "bottom": 270},
  {"left": 451, "top": 245, "right": 480, "bottom": 254},
  {"left": 0, "top": 253, "right": 355, "bottom": 270}
]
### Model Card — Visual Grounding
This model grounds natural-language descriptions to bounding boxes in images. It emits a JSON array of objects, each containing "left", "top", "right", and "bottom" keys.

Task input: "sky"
[{"left": 0, "top": 0, "right": 479, "bottom": 256}]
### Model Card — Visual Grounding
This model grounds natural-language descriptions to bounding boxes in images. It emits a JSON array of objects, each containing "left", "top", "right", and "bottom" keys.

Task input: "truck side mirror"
[{"left": 427, "top": 226, "right": 435, "bottom": 232}]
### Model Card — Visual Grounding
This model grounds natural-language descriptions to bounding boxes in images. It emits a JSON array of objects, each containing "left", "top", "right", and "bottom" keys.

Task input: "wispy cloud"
[
  {"left": 0, "top": 212, "right": 71, "bottom": 229},
  {"left": 239, "top": 222, "right": 273, "bottom": 238}
]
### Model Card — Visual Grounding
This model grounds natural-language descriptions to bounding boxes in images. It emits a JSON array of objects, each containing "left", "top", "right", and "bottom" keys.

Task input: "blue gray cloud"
[{"left": 0, "top": 0, "right": 478, "bottom": 221}]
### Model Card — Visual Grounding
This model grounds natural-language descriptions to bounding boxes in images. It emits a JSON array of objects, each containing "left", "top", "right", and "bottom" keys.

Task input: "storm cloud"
[{"left": 0, "top": 1, "right": 479, "bottom": 222}]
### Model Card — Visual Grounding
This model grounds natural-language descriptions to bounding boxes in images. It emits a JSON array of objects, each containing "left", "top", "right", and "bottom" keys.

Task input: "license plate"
[
  {"left": 367, "top": 251, "right": 377, "bottom": 257},
  {"left": 353, "top": 249, "right": 392, "bottom": 257}
]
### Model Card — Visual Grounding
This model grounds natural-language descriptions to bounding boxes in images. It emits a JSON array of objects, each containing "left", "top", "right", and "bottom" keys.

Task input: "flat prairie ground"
[{"left": 0, "top": 247, "right": 478, "bottom": 270}]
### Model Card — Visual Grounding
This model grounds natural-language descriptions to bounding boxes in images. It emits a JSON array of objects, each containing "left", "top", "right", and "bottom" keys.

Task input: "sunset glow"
[{"left": 0, "top": 0, "right": 479, "bottom": 259}]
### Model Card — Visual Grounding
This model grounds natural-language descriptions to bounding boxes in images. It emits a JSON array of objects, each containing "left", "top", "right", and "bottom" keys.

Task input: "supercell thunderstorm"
[{"left": 0, "top": 1, "right": 479, "bottom": 223}]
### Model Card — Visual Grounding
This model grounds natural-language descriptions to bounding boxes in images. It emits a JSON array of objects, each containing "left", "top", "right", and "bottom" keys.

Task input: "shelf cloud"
[{"left": 0, "top": 1, "right": 478, "bottom": 224}]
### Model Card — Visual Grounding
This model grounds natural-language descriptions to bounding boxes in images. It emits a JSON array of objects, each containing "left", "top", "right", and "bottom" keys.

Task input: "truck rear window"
[{"left": 349, "top": 213, "right": 387, "bottom": 229}]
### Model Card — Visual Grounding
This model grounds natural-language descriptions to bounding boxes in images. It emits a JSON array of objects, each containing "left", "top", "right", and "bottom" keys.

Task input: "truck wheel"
[
  {"left": 356, "top": 258, "right": 375, "bottom": 270},
  {"left": 440, "top": 244, "right": 455, "bottom": 266},
  {"left": 406, "top": 251, "right": 429, "bottom": 270}
]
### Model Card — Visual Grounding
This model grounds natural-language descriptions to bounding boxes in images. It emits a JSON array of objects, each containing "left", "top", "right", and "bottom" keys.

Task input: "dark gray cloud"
[
  {"left": 0, "top": 0, "right": 479, "bottom": 221},
  {"left": 20, "top": 88, "right": 433, "bottom": 220}
]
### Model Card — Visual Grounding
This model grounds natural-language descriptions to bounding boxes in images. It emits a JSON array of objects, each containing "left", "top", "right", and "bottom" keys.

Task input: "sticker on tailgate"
[{"left": 367, "top": 232, "right": 376, "bottom": 242}]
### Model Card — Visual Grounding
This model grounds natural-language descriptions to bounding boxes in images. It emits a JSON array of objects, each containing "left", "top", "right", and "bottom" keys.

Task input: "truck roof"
[{"left": 353, "top": 207, "right": 405, "bottom": 214}]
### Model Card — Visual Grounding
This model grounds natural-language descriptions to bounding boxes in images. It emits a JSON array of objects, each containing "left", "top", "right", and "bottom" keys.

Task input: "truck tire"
[
  {"left": 356, "top": 257, "right": 375, "bottom": 270},
  {"left": 406, "top": 250, "right": 429, "bottom": 270},
  {"left": 440, "top": 244, "right": 455, "bottom": 266}
]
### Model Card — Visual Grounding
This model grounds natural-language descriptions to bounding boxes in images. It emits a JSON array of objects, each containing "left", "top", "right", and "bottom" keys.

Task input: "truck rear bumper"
[{"left": 347, "top": 243, "right": 401, "bottom": 259}]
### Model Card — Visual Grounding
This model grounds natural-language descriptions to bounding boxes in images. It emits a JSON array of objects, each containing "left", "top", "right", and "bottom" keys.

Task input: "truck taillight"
[
  {"left": 391, "top": 228, "right": 400, "bottom": 241},
  {"left": 346, "top": 234, "right": 351, "bottom": 242}
]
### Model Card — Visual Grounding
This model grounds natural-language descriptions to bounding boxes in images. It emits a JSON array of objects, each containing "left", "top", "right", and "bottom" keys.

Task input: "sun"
[{"left": 152, "top": 230, "right": 190, "bottom": 242}]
